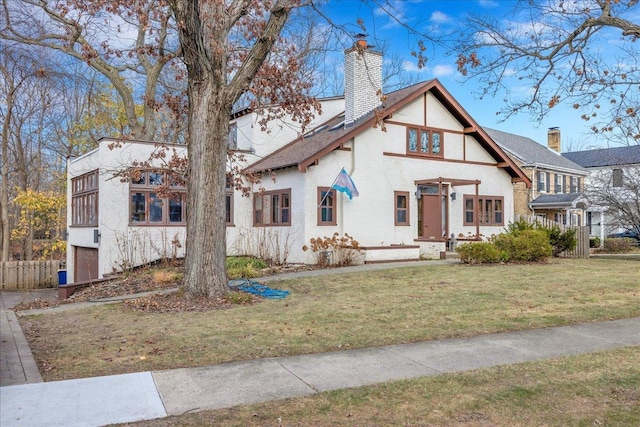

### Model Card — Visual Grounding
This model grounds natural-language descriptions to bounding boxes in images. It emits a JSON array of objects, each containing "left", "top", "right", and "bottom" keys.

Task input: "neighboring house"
[
  {"left": 66, "top": 43, "right": 530, "bottom": 282},
  {"left": 484, "top": 127, "right": 589, "bottom": 226},
  {"left": 563, "top": 145, "right": 640, "bottom": 239}
]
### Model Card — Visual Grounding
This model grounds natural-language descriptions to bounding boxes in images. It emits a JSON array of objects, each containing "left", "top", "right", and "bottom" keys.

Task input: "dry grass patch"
[
  {"left": 20, "top": 258, "right": 640, "bottom": 381},
  {"left": 118, "top": 347, "right": 640, "bottom": 427}
]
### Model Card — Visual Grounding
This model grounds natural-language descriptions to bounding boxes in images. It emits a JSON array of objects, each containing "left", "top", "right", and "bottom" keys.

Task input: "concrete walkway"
[{"left": 1, "top": 260, "right": 639, "bottom": 427}]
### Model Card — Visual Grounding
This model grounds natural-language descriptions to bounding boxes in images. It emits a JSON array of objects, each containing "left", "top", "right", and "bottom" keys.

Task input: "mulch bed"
[{"left": 13, "top": 262, "right": 313, "bottom": 313}]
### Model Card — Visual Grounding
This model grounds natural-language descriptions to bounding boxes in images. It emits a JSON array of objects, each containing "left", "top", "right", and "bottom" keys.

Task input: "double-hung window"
[
  {"left": 130, "top": 171, "right": 186, "bottom": 225},
  {"left": 555, "top": 174, "right": 564, "bottom": 193},
  {"left": 394, "top": 191, "right": 410, "bottom": 226},
  {"left": 537, "top": 171, "right": 549, "bottom": 192},
  {"left": 463, "top": 195, "right": 504, "bottom": 226},
  {"left": 407, "top": 127, "right": 443, "bottom": 157},
  {"left": 71, "top": 170, "right": 99, "bottom": 226},
  {"left": 254, "top": 189, "right": 291, "bottom": 226},
  {"left": 317, "top": 187, "right": 336, "bottom": 226}
]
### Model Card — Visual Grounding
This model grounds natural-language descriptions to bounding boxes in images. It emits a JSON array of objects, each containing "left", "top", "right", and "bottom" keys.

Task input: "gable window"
[
  {"left": 71, "top": 170, "right": 99, "bottom": 226},
  {"left": 463, "top": 195, "right": 504, "bottom": 226},
  {"left": 537, "top": 171, "right": 550, "bottom": 193},
  {"left": 394, "top": 191, "right": 410, "bottom": 226},
  {"left": 407, "top": 127, "right": 443, "bottom": 157},
  {"left": 570, "top": 176, "right": 580, "bottom": 193},
  {"left": 228, "top": 123, "right": 238, "bottom": 150},
  {"left": 612, "top": 168, "right": 623, "bottom": 187},
  {"left": 317, "top": 187, "right": 336, "bottom": 226},
  {"left": 555, "top": 174, "right": 564, "bottom": 193},
  {"left": 254, "top": 189, "right": 291, "bottom": 226},
  {"left": 130, "top": 171, "right": 186, "bottom": 225}
]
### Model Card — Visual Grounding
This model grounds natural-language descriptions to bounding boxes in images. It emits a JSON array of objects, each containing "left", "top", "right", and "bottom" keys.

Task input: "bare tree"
[
  {"left": 457, "top": 0, "right": 640, "bottom": 145},
  {"left": 1, "top": 0, "right": 181, "bottom": 141},
  {"left": 585, "top": 166, "right": 640, "bottom": 235}
]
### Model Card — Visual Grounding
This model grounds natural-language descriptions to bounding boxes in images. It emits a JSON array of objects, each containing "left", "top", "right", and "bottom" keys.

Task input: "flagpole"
[{"left": 317, "top": 167, "right": 344, "bottom": 207}]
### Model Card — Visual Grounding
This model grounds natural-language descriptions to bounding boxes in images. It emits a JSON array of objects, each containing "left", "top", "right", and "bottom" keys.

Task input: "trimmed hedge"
[
  {"left": 494, "top": 229, "right": 552, "bottom": 262},
  {"left": 456, "top": 242, "right": 506, "bottom": 264}
]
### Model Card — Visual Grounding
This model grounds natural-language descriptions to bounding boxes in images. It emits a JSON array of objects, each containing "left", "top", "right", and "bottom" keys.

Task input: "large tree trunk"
[{"left": 183, "top": 79, "right": 230, "bottom": 297}]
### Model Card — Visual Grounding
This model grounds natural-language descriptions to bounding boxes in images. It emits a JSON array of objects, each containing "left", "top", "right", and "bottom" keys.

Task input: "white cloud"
[
  {"left": 479, "top": 0, "right": 499, "bottom": 7},
  {"left": 402, "top": 61, "right": 455, "bottom": 78},
  {"left": 432, "top": 64, "right": 455, "bottom": 77},
  {"left": 429, "top": 11, "right": 451, "bottom": 24}
]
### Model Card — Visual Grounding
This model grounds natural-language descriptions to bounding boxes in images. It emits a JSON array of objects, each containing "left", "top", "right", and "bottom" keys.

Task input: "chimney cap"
[{"left": 548, "top": 127, "right": 559, "bottom": 131}]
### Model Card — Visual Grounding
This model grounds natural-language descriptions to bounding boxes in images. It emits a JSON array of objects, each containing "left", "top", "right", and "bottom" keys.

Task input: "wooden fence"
[
  {"left": 0, "top": 260, "right": 62, "bottom": 290},
  {"left": 515, "top": 215, "right": 590, "bottom": 259}
]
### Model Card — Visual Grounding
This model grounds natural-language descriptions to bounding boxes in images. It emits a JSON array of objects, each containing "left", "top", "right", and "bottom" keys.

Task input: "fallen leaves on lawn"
[{"left": 122, "top": 289, "right": 262, "bottom": 313}]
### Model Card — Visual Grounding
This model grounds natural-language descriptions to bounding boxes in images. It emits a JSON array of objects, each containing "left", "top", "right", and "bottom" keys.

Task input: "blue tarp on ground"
[{"left": 229, "top": 279, "right": 290, "bottom": 299}]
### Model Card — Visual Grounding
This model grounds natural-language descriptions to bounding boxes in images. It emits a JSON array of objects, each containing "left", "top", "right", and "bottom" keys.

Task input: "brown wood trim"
[
  {"left": 317, "top": 187, "right": 337, "bottom": 226},
  {"left": 384, "top": 151, "right": 497, "bottom": 167},
  {"left": 464, "top": 126, "right": 477, "bottom": 133},
  {"left": 384, "top": 120, "right": 465, "bottom": 135},
  {"left": 414, "top": 238, "right": 447, "bottom": 242},
  {"left": 394, "top": 191, "right": 410, "bottom": 226}
]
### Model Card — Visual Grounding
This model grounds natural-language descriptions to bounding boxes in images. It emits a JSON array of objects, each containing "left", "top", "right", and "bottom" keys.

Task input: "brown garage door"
[{"left": 75, "top": 247, "right": 99, "bottom": 282}]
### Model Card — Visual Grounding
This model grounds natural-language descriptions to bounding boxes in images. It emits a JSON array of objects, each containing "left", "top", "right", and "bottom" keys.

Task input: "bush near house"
[
  {"left": 505, "top": 217, "right": 577, "bottom": 256},
  {"left": 494, "top": 230, "right": 553, "bottom": 262},
  {"left": 600, "top": 238, "right": 637, "bottom": 254},
  {"left": 302, "top": 233, "right": 361, "bottom": 266},
  {"left": 457, "top": 219, "right": 568, "bottom": 264},
  {"left": 456, "top": 242, "right": 506, "bottom": 264}
]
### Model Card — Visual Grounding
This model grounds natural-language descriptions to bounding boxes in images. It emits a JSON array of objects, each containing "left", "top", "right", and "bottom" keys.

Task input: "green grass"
[
  {"left": 117, "top": 347, "right": 640, "bottom": 426},
  {"left": 20, "top": 258, "right": 640, "bottom": 381}
]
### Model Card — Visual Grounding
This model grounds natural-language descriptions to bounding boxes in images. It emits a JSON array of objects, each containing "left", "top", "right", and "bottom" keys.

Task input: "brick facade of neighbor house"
[{"left": 485, "top": 128, "right": 589, "bottom": 226}]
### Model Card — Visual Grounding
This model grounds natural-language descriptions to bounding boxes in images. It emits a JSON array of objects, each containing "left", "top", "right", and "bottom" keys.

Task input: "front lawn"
[{"left": 20, "top": 258, "right": 640, "bottom": 381}]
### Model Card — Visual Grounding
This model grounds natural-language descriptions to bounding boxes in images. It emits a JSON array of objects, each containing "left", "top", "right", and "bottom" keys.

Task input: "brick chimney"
[
  {"left": 547, "top": 127, "right": 561, "bottom": 152},
  {"left": 344, "top": 39, "right": 383, "bottom": 126}
]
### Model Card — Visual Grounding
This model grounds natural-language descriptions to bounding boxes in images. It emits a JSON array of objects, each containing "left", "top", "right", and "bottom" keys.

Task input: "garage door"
[{"left": 75, "top": 247, "right": 99, "bottom": 282}]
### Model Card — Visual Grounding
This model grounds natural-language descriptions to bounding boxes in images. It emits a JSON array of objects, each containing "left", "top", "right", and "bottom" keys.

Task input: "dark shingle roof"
[
  {"left": 530, "top": 193, "right": 583, "bottom": 208},
  {"left": 246, "top": 80, "right": 531, "bottom": 185},
  {"left": 484, "top": 128, "right": 587, "bottom": 173},
  {"left": 563, "top": 145, "right": 640, "bottom": 168}
]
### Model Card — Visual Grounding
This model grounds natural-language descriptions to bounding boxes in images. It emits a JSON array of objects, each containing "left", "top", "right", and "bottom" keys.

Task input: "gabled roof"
[
  {"left": 563, "top": 145, "right": 640, "bottom": 168},
  {"left": 246, "top": 79, "right": 530, "bottom": 185},
  {"left": 484, "top": 128, "right": 587, "bottom": 174}
]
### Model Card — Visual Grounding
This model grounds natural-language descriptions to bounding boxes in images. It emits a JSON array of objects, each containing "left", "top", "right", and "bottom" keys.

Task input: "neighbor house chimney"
[
  {"left": 344, "top": 39, "right": 383, "bottom": 126},
  {"left": 548, "top": 127, "right": 561, "bottom": 152}
]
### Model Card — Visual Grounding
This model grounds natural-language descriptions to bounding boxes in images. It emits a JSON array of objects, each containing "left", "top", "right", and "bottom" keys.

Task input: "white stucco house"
[{"left": 66, "top": 43, "right": 530, "bottom": 283}]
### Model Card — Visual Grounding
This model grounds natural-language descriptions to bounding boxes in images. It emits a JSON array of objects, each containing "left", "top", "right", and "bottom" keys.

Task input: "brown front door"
[
  {"left": 75, "top": 247, "right": 98, "bottom": 282},
  {"left": 421, "top": 194, "right": 442, "bottom": 239}
]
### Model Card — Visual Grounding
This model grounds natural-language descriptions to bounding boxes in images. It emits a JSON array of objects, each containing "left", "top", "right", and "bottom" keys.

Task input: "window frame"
[
  {"left": 129, "top": 170, "right": 187, "bottom": 226},
  {"left": 394, "top": 191, "right": 410, "bottom": 226},
  {"left": 71, "top": 170, "right": 99, "bottom": 227},
  {"left": 612, "top": 168, "right": 623, "bottom": 187},
  {"left": 537, "top": 171, "right": 549, "bottom": 193},
  {"left": 463, "top": 195, "right": 504, "bottom": 226},
  {"left": 253, "top": 189, "right": 291, "bottom": 227},
  {"left": 555, "top": 173, "right": 564, "bottom": 193},
  {"left": 406, "top": 127, "right": 444, "bottom": 157},
  {"left": 317, "top": 187, "right": 337, "bottom": 226}
]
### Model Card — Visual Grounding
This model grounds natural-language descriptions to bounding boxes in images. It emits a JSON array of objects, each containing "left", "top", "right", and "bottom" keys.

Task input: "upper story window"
[
  {"left": 228, "top": 123, "right": 238, "bottom": 150},
  {"left": 317, "top": 187, "right": 336, "bottom": 226},
  {"left": 555, "top": 174, "right": 564, "bottom": 193},
  {"left": 537, "top": 171, "right": 549, "bottom": 193},
  {"left": 71, "top": 170, "right": 99, "bottom": 226},
  {"left": 130, "top": 171, "right": 186, "bottom": 226},
  {"left": 394, "top": 191, "right": 410, "bottom": 226},
  {"left": 254, "top": 189, "right": 291, "bottom": 226},
  {"left": 570, "top": 176, "right": 581, "bottom": 193},
  {"left": 463, "top": 195, "right": 504, "bottom": 226},
  {"left": 612, "top": 168, "right": 623, "bottom": 187},
  {"left": 407, "top": 127, "right": 443, "bottom": 157}
]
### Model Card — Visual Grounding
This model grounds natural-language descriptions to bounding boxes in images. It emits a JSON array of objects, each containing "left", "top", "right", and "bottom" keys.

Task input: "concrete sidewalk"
[{"left": 1, "top": 317, "right": 639, "bottom": 427}]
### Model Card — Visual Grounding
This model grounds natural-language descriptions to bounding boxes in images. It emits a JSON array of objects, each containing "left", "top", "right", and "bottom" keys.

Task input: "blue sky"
[{"left": 319, "top": 0, "right": 633, "bottom": 151}]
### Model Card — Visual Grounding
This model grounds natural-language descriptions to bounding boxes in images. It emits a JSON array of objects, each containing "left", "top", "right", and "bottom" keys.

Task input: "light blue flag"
[{"left": 332, "top": 168, "right": 359, "bottom": 199}]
